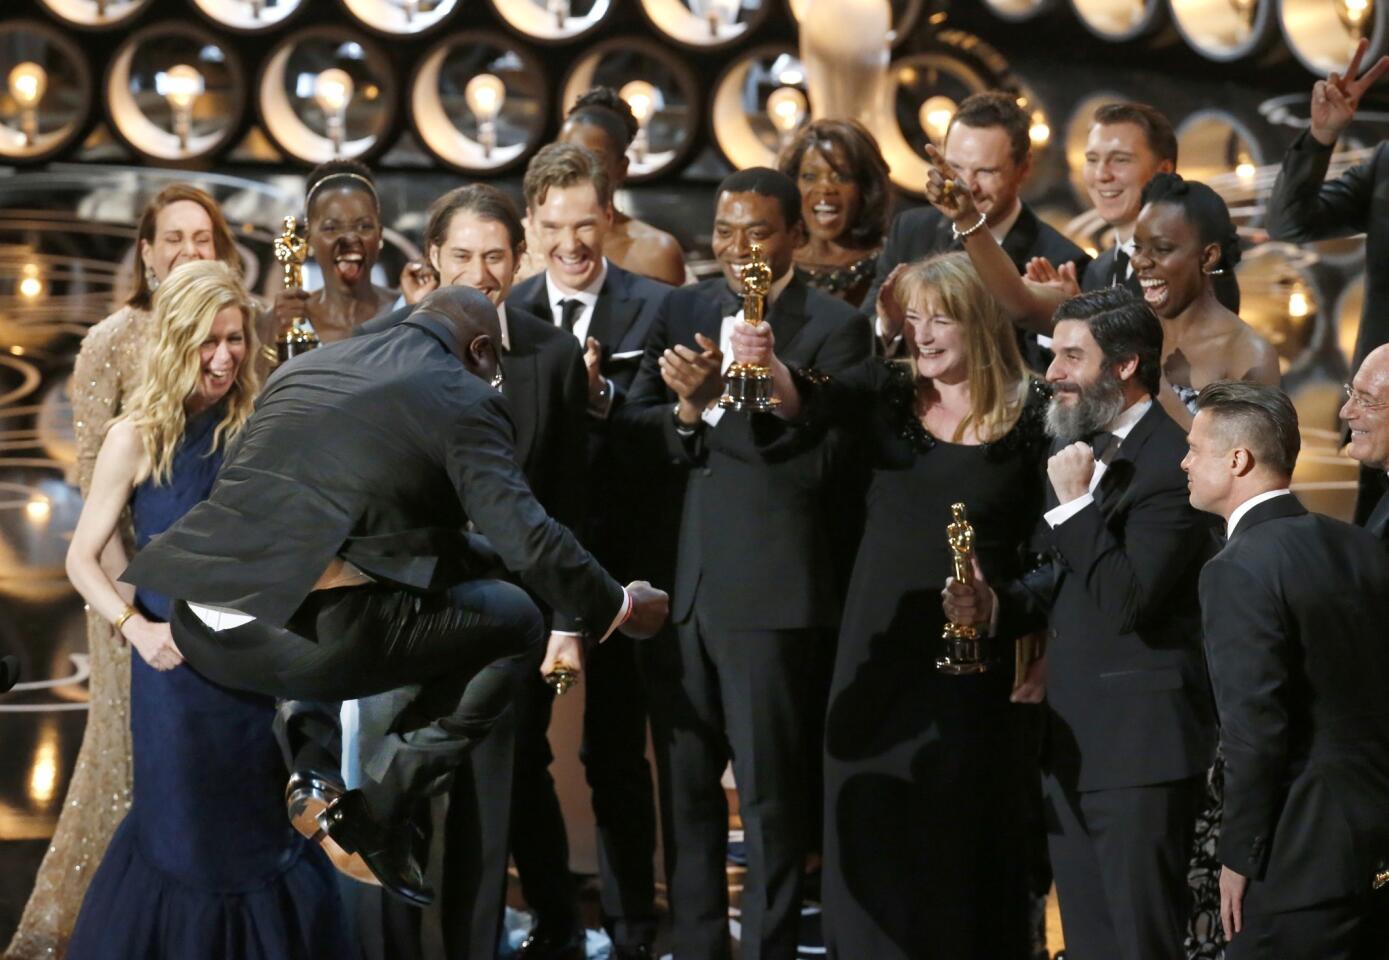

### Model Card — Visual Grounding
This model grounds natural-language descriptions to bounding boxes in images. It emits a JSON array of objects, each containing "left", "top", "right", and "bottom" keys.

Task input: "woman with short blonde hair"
[{"left": 62, "top": 260, "right": 346, "bottom": 960}]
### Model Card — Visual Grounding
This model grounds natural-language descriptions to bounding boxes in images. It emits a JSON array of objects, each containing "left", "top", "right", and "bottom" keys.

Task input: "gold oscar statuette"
[
  {"left": 273, "top": 215, "right": 319, "bottom": 365},
  {"left": 718, "top": 241, "right": 780, "bottom": 412},
  {"left": 543, "top": 662, "right": 579, "bottom": 697},
  {"left": 938, "top": 502, "right": 987, "bottom": 675}
]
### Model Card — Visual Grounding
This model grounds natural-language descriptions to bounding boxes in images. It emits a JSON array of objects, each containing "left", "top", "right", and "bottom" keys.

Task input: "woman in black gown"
[{"left": 734, "top": 250, "right": 1049, "bottom": 958}]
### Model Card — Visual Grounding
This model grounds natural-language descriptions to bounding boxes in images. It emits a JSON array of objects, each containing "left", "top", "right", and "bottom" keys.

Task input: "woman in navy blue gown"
[{"left": 62, "top": 260, "right": 347, "bottom": 959}]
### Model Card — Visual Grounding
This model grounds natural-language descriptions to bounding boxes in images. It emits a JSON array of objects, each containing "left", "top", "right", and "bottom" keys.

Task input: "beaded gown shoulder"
[{"left": 3, "top": 306, "right": 151, "bottom": 960}]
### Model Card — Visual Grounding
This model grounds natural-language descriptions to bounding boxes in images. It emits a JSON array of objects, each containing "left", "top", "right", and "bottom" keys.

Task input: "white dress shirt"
[
  {"left": 702, "top": 267, "right": 797, "bottom": 429},
  {"left": 545, "top": 258, "right": 608, "bottom": 345},
  {"left": 1226, "top": 488, "right": 1293, "bottom": 538},
  {"left": 1044, "top": 398, "right": 1153, "bottom": 528}
]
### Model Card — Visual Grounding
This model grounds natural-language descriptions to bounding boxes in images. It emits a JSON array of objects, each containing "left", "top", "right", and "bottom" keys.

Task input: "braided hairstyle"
[{"left": 566, "top": 87, "right": 639, "bottom": 151}]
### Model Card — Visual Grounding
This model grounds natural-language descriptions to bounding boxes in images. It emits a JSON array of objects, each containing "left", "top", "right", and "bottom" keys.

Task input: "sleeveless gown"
[{"left": 65, "top": 407, "right": 347, "bottom": 959}]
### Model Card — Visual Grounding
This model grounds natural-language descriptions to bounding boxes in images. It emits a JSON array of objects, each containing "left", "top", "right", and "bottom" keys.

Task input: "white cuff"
[
  {"left": 1044, "top": 492, "right": 1094, "bottom": 528},
  {"left": 598, "top": 588, "right": 633, "bottom": 643},
  {"left": 701, "top": 404, "right": 725, "bottom": 429}
]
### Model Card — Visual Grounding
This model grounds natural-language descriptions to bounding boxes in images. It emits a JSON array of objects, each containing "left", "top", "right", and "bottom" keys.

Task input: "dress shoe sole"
[{"left": 285, "top": 774, "right": 381, "bottom": 888}]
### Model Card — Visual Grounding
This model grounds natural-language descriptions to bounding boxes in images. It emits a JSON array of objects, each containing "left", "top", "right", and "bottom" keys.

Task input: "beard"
[{"left": 1046, "top": 368, "right": 1128, "bottom": 441}]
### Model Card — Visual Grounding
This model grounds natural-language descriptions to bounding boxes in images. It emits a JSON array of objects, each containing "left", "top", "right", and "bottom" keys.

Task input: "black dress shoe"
[
  {"left": 515, "top": 928, "right": 585, "bottom": 960},
  {"left": 319, "top": 789, "right": 434, "bottom": 906},
  {"left": 285, "top": 772, "right": 382, "bottom": 887}
]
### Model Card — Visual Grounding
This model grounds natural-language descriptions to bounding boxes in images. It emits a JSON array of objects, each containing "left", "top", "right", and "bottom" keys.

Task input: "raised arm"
[{"left": 922, "top": 145, "right": 1063, "bottom": 334}]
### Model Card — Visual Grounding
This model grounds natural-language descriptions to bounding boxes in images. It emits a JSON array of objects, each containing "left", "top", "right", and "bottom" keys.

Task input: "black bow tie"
[{"left": 1087, "top": 431, "right": 1118, "bottom": 461}]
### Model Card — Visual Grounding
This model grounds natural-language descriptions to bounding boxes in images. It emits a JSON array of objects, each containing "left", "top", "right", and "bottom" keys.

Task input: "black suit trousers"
[
  {"left": 1043, "top": 772, "right": 1203, "bottom": 960},
  {"left": 170, "top": 579, "right": 544, "bottom": 823},
  {"left": 647, "top": 600, "right": 819, "bottom": 960},
  {"left": 1226, "top": 882, "right": 1389, "bottom": 960}
]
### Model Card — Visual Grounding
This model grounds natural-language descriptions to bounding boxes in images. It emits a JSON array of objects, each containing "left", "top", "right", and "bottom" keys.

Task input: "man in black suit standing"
[
  {"left": 617, "top": 167, "right": 870, "bottom": 960},
  {"left": 1343, "top": 344, "right": 1389, "bottom": 540},
  {"left": 122, "top": 286, "right": 670, "bottom": 905},
  {"left": 865, "top": 91, "right": 1089, "bottom": 361},
  {"left": 1267, "top": 38, "right": 1389, "bottom": 522},
  {"left": 504, "top": 143, "right": 673, "bottom": 960},
  {"left": 945, "top": 288, "right": 1216, "bottom": 960},
  {"left": 350, "top": 185, "right": 591, "bottom": 959},
  {"left": 1182, "top": 380, "right": 1389, "bottom": 959}
]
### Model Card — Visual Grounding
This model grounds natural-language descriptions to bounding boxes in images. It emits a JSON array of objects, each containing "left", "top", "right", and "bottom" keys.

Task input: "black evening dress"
[{"left": 819, "top": 361, "right": 1049, "bottom": 960}]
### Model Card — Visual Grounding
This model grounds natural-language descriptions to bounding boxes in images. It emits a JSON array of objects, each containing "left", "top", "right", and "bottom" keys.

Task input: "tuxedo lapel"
[
  {"left": 768, "top": 277, "right": 812, "bottom": 355},
  {"left": 1367, "top": 488, "right": 1389, "bottom": 540},
  {"left": 500, "top": 345, "right": 539, "bottom": 468},
  {"left": 589, "top": 269, "right": 642, "bottom": 352},
  {"left": 520, "top": 275, "right": 553, "bottom": 324}
]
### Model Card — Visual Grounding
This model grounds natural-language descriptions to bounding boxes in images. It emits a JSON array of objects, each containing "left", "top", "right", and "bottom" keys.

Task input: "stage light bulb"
[
  {"left": 766, "top": 86, "right": 808, "bottom": 135},
  {"left": 692, "top": 0, "right": 742, "bottom": 33},
  {"left": 160, "top": 64, "right": 204, "bottom": 112},
  {"left": 464, "top": 73, "right": 506, "bottom": 123},
  {"left": 1288, "top": 287, "right": 1310, "bottom": 319},
  {"left": 18, "top": 263, "right": 43, "bottom": 300},
  {"left": 8, "top": 62, "right": 47, "bottom": 109},
  {"left": 919, "top": 96, "right": 957, "bottom": 145},
  {"left": 1235, "top": 160, "right": 1257, "bottom": 181},
  {"left": 1029, "top": 111, "right": 1051, "bottom": 147},
  {"left": 620, "top": 81, "right": 659, "bottom": 128},
  {"left": 313, "top": 69, "right": 355, "bottom": 115},
  {"left": 547, "top": 0, "right": 571, "bottom": 25},
  {"left": 1338, "top": 0, "right": 1372, "bottom": 36}
]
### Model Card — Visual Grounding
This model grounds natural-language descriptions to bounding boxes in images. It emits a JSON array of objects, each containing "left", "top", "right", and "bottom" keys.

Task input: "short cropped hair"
[
  {"left": 1092, "top": 102, "right": 1178, "bottom": 165},
  {"left": 949, "top": 91, "right": 1032, "bottom": 167},
  {"left": 1052, "top": 287, "right": 1163, "bottom": 395},
  {"left": 1194, "top": 380, "right": 1300, "bottom": 478},
  {"left": 424, "top": 184, "right": 524, "bottom": 254},
  {"left": 523, "top": 142, "right": 613, "bottom": 211},
  {"left": 716, "top": 167, "right": 803, "bottom": 230}
]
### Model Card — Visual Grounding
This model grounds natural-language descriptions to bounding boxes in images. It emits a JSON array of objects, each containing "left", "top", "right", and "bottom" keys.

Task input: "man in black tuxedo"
[
  {"left": 945, "top": 288, "right": 1216, "bottom": 960},
  {"left": 1268, "top": 40, "right": 1389, "bottom": 523},
  {"left": 1183, "top": 380, "right": 1389, "bottom": 959},
  {"left": 503, "top": 143, "right": 673, "bottom": 960},
  {"left": 865, "top": 91, "right": 1089, "bottom": 362},
  {"left": 1343, "top": 344, "right": 1389, "bottom": 541},
  {"left": 351, "top": 185, "right": 590, "bottom": 958},
  {"left": 616, "top": 167, "right": 870, "bottom": 960},
  {"left": 121, "top": 286, "right": 669, "bottom": 906}
]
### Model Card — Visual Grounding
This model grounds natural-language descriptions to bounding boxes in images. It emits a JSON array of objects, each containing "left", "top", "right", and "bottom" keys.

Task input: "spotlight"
[
  {"left": 37, "top": 0, "right": 151, "bottom": 27},
  {"left": 25, "top": 497, "right": 50, "bottom": 523},
  {"left": 1338, "top": 0, "right": 1372, "bottom": 36},
  {"left": 1170, "top": 0, "right": 1277, "bottom": 62},
  {"left": 1279, "top": 0, "right": 1385, "bottom": 73},
  {"left": 766, "top": 85, "right": 807, "bottom": 148},
  {"left": 191, "top": 0, "right": 305, "bottom": 32},
  {"left": 314, "top": 67, "right": 354, "bottom": 157},
  {"left": 18, "top": 263, "right": 43, "bottom": 300},
  {"left": 919, "top": 95, "right": 956, "bottom": 146},
  {"left": 489, "top": 0, "right": 612, "bottom": 42},
  {"left": 692, "top": 0, "right": 742, "bottom": 35},
  {"left": 620, "top": 80, "right": 660, "bottom": 163},
  {"left": 7, "top": 62, "right": 46, "bottom": 146},
  {"left": 339, "top": 0, "right": 460, "bottom": 34},
  {"left": 1029, "top": 110, "right": 1051, "bottom": 147},
  {"left": 157, "top": 64, "right": 203, "bottom": 150},
  {"left": 464, "top": 72, "right": 505, "bottom": 158}
]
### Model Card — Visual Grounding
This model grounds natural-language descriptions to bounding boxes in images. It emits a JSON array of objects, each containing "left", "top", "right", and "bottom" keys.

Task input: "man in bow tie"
[
  {"left": 1183, "top": 380, "right": 1389, "bottom": 958},
  {"left": 944, "top": 286, "right": 1216, "bottom": 960}
]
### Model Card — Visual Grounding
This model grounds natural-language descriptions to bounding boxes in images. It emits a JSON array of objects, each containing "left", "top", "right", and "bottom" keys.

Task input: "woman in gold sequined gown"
[{"left": 4, "top": 185, "right": 244, "bottom": 960}]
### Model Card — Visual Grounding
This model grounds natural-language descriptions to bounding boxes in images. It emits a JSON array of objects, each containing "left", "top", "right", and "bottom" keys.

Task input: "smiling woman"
[{"left": 266, "top": 159, "right": 396, "bottom": 351}]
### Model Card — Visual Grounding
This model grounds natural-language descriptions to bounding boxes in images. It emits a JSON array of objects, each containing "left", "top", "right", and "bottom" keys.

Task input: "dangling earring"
[
  {"left": 144, "top": 264, "right": 159, "bottom": 291},
  {"left": 1203, "top": 267, "right": 1227, "bottom": 276}
]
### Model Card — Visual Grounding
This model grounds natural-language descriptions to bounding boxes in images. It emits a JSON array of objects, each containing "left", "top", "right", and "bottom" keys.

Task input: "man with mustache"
[{"left": 944, "top": 287, "right": 1216, "bottom": 960}]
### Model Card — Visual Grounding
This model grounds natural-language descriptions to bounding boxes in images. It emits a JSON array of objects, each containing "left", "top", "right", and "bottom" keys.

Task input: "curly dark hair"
[
  {"left": 1140, "top": 171, "right": 1242, "bottom": 274},
  {"left": 566, "top": 86, "right": 639, "bottom": 150},
  {"left": 776, "top": 119, "right": 890, "bottom": 249}
]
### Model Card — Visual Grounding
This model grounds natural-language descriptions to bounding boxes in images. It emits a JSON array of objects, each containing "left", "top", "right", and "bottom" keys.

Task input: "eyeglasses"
[{"left": 1342, "top": 383, "right": 1389, "bottom": 411}]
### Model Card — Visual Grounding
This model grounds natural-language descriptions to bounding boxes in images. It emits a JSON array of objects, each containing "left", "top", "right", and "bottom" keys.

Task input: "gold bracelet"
[{"left": 112, "top": 605, "right": 137, "bottom": 633}]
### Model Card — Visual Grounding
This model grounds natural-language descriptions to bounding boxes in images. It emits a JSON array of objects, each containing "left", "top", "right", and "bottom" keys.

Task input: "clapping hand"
[
  {"left": 660, "top": 333, "right": 723, "bottom": 424},
  {"left": 400, "top": 260, "right": 439, "bottom": 305},
  {"left": 1310, "top": 37, "right": 1389, "bottom": 146},
  {"left": 584, "top": 337, "right": 607, "bottom": 408},
  {"left": 1025, "top": 257, "right": 1081, "bottom": 299}
]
